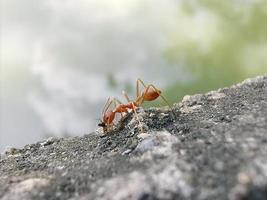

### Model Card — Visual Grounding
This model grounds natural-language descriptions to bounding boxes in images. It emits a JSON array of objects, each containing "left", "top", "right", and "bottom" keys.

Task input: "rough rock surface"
[{"left": 1, "top": 75, "right": 267, "bottom": 200}]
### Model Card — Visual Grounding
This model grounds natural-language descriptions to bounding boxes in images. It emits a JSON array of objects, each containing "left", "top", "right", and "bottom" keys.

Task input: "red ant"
[{"left": 98, "top": 78, "right": 170, "bottom": 132}]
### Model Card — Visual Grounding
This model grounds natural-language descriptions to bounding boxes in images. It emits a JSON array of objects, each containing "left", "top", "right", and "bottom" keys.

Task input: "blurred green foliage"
[{"left": 164, "top": 0, "right": 267, "bottom": 104}]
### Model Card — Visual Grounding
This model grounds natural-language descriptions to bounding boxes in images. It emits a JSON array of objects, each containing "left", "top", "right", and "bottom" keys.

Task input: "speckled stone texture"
[{"left": 1, "top": 75, "right": 267, "bottom": 200}]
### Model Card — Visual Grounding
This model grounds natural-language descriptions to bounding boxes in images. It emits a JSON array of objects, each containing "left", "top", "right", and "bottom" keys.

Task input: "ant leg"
[
  {"left": 102, "top": 97, "right": 114, "bottom": 116},
  {"left": 131, "top": 102, "right": 144, "bottom": 132},
  {"left": 146, "top": 84, "right": 171, "bottom": 107},
  {"left": 136, "top": 83, "right": 150, "bottom": 106},
  {"left": 106, "top": 98, "right": 119, "bottom": 113},
  {"left": 136, "top": 78, "right": 147, "bottom": 87},
  {"left": 122, "top": 90, "right": 131, "bottom": 102},
  {"left": 136, "top": 78, "right": 147, "bottom": 99},
  {"left": 106, "top": 123, "right": 113, "bottom": 133},
  {"left": 113, "top": 97, "right": 130, "bottom": 129},
  {"left": 122, "top": 91, "right": 142, "bottom": 128},
  {"left": 112, "top": 97, "right": 121, "bottom": 109}
]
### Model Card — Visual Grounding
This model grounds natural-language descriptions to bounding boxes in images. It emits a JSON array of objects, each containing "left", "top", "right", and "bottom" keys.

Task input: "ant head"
[{"left": 102, "top": 111, "right": 115, "bottom": 125}]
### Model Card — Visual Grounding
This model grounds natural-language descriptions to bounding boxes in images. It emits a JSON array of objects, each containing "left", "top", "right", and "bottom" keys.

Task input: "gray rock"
[{"left": 1, "top": 75, "right": 267, "bottom": 200}]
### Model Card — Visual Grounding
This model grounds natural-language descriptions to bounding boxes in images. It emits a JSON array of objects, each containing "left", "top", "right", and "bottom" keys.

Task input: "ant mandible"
[{"left": 98, "top": 78, "right": 170, "bottom": 133}]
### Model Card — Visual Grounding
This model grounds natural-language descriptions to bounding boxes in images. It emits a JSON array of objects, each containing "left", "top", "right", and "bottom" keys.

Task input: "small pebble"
[
  {"left": 122, "top": 149, "right": 132, "bottom": 155},
  {"left": 237, "top": 173, "right": 251, "bottom": 185}
]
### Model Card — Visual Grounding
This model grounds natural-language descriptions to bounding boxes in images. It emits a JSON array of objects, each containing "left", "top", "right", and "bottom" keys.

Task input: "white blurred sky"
[{"left": 0, "top": 0, "right": 220, "bottom": 151}]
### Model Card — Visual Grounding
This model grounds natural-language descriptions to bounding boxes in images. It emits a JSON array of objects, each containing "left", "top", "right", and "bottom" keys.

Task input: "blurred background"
[{"left": 1, "top": 0, "right": 267, "bottom": 152}]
